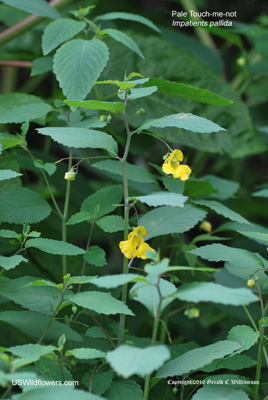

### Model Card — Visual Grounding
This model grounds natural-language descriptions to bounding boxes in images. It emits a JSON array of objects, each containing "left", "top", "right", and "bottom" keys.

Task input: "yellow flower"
[
  {"left": 119, "top": 226, "right": 155, "bottom": 259},
  {"left": 162, "top": 149, "right": 191, "bottom": 180}
]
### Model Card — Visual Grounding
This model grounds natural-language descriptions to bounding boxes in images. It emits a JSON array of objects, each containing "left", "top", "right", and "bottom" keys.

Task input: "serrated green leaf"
[
  {"left": 144, "top": 77, "right": 233, "bottom": 106},
  {"left": 42, "top": 19, "right": 86, "bottom": 55},
  {"left": 67, "top": 276, "right": 97, "bottom": 285},
  {"left": 91, "top": 370, "right": 113, "bottom": 396},
  {"left": 97, "top": 215, "right": 125, "bottom": 232},
  {"left": 130, "top": 275, "right": 176, "bottom": 315},
  {"left": 107, "top": 345, "right": 170, "bottom": 378},
  {"left": 70, "top": 291, "right": 134, "bottom": 316},
  {"left": 83, "top": 246, "right": 106, "bottom": 267},
  {"left": 53, "top": 39, "right": 109, "bottom": 100},
  {"left": 0, "top": 311, "right": 82, "bottom": 342},
  {"left": 140, "top": 204, "right": 207, "bottom": 239},
  {"left": 92, "top": 160, "right": 156, "bottom": 183},
  {"left": 253, "top": 188, "right": 268, "bottom": 198},
  {"left": 201, "top": 354, "right": 256, "bottom": 373},
  {"left": 194, "top": 199, "right": 251, "bottom": 225},
  {"left": 117, "top": 86, "right": 158, "bottom": 100},
  {"left": 0, "top": 133, "right": 24, "bottom": 150},
  {"left": 239, "top": 231, "right": 268, "bottom": 241},
  {"left": 97, "top": 12, "right": 160, "bottom": 33},
  {"left": 92, "top": 78, "right": 149, "bottom": 90},
  {"left": 174, "top": 282, "right": 258, "bottom": 306},
  {"left": 104, "top": 378, "right": 142, "bottom": 400},
  {"left": 191, "top": 385, "right": 250, "bottom": 400},
  {"left": 132, "top": 192, "right": 188, "bottom": 207},
  {"left": 31, "top": 56, "right": 53, "bottom": 76},
  {"left": 0, "top": 103, "right": 51, "bottom": 124},
  {"left": 90, "top": 274, "right": 149, "bottom": 289},
  {"left": 67, "top": 348, "right": 105, "bottom": 360},
  {"left": 81, "top": 185, "right": 123, "bottom": 220},
  {"left": 25, "top": 238, "right": 85, "bottom": 256},
  {"left": 0, "top": 255, "right": 27, "bottom": 270},
  {"left": 0, "top": 169, "right": 22, "bottom": 181},
  {"left": 34, "top": 161, "right": 56, "bottom": 176},
  {"left": 65, "top": 99, "right": 125, "bottom": 113},
  {"left": 184, "top": 179, "right": 217, "bottom": 198},
  {"left": 9, "top": 344, "right": 56, "bottom": 362},
  {"left": 104, "top": 28, "right": 144, "bottom": 59},
  {"left": 137, "top": 113, "right": 225, "bottom": 134},
  {"left": 0, "top": 0, "right": 61, "bottom": 19},
  {"left": 227, "top": 325, "right": 259, "bottom": 354},
  {"left": 37, "top": 127, "right": 118, "bottom": 155},
  {"left": 0, "top": 187, "right": 51, "bottom": 224},
  {"left": 0, "top": 229, "right": 18, "bottom": 238},
  {"left": 67, "top": 211, "right": 92, "bottom": 225},
  {"left": 156, "top": 340, "right": 240, "bottom": 378},
  {"left": 201, "top": 175, "right": 239, "bottom": 200},
  {"left": 189, "top": 244, "right": 261, "bottom": 268}
]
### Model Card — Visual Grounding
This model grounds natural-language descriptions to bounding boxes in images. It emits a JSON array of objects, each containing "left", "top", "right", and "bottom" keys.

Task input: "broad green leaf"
[
  {"left": 253, "top": 188, "right": 268, "bottom": 198},
  {"left": 25, "top": 238, "right": 85, "bottom": 256},
  {"left": 97, "top": 215, "right": 125, "bottom": 233},
  {"left": 53, "top": 39, "right": 109, "bottom": 100},
  {"left": 239, "top": 231, "right": 268, "bottom": 241},
  {"left": 140, "top": 204, "right": 207, "bottom": 239},
  {"left": 107, "top": 345, "right": 170, "bottom": 378},
  {"left": 42, "top": 19, "right": 86, "bottom": 55},
  {"left": 0, "top": 311, "right": 82, "bottom": 342},
  {"left": 67, "top": 276, "right": 97, "bottom": 285},
  {"left": 97, "top": 12, "right": 160, "bottom": 32},
  {"left": 194, "top": 199, "right": 251, "bottom": 225},
  {"left": 189, "top": 244, "right": 262, "bottom": 268},
  {"left": 130, "top": 275, "right": 176, "bottom": 315},
  {"left": 104, "top": 29, "right": 144, "bottom": 59},
  {"left": 104, "top": 379, "right": 143, "bottom": 400},
  {"left": 0, "top": 229, "right": 18, "bottom": 238},
  {"left": 31, "top": 56, "right": 53, "bottom": 76},
  {"left": 0, "top": 93, "right": 48, "bottom": 119},
  {"left": 65, "top": 99, "right": 125, "bottom": 113},
  {"left": 117, "top": 86, "right": 158, "bottom": 100},
  {"left": 92, "top": 160, "right": 156, "bottom": 183},
  {"left": 37, "top": 127, "right": 118, "bottom": 155},
  {"left": 156, "top": 340, "right": 240, "bottom": 378},
  {"left": 0, "top": 277, "right": 64, "bottom": 315},
  {"left": 90, "top": 370, "right": 113, "bottom": 396},
  {"left": 9, "top": 344, "right": 56, "bottom": 362},
  {"left": 83, "top": 246, "right": 106, "bottom": 267},
  {"left": 34, "top": 160, "right": 56, "bottom": 176},
  {"left": 0, "top": 255, "right": 27, "bottom": 270},
  {"left": 173, "top": 282, "right": 258, "bottom": 306},
  {"left": 163, "top": 175, "right": 184, "bottom": 194},
  {"left": 67, "top": 211, "right": 92, "bottom": 225},
  {"left": 0, "top": 169, "right": 21, "bottom": 181},
  {"left": 137, "top": 113, "right": 225, "bottom": 134},
  {"left": 0, "top": 103, "right": 51, "bottom": 123},
  {"left": 92, "top": 78, "right": 149, "bottom": 90},
  {"left": 0, "top": 187, "right": 51, "bottom": 224},
  {"left": 0, "top": 0, "right": 61, "bottom": 19},
  {"left": 70, "top": 291, "right": 134, "bottom": 316},
  {"left": 90, "top": 274, "right": 149, "bottom": 289},
  {"left": 144, "top": 259, "right": 217, "bottom": 275},
  {"left": 81, "top": 185, "right": 123, "bottom": 220},
  {"left": 184, "top": 179, "right": 217, "bottom": 198},
  {"left": 144, "top": 77, "right": 233, "bottom": 106},
  {"left": 19, "top": 386, "right": 104, "bottom": 400},
  {"left": 191, "top": 385, "right": 250, "bottom": 400},
  {"left": 201, "top": 354, "right": 256, "bottom": 373},
  {"left": 0, "top": 133, "right": 24, "bottom": 150},
  {"left": 132, "top": 192, "right": 188, "bottom": 207},
  {"left": 224, "top": 260, "right": 268, "bottom": 290},
  {"left": 67, "top": 348, "right": 105, "bottom": 359},
  {"left": 201, "top": 175, "right": 239, "bottom": 200},
  {"left": 227, "top": 325, "right": 259, "bottom": 354}
]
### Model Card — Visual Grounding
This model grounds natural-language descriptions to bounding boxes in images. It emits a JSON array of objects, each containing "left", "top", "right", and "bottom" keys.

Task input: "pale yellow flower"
[
  {"left": 162, "top": 149, "right": 191, "bottom": 181},
  {"left": 119, "top": 226, "right": 155, "bottom": 259}
]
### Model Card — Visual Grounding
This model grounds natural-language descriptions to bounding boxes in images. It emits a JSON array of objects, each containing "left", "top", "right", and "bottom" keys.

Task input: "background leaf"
[
  {"left": 0, "top": 0, "right": 61, "bottom": 19},
  {"left": 104, "top": 29, "right": 144, "bottom": 59},
  {"left": 97, "top": 12, "right": 160, "bottom": 32},
  {"left": 25, "top": 238, "right": 85, "bottom": 255}
]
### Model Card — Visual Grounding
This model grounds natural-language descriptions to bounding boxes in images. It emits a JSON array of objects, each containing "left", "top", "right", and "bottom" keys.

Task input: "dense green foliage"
[{"left": 0, "top": 1, "right": 268, "bottom": 399}]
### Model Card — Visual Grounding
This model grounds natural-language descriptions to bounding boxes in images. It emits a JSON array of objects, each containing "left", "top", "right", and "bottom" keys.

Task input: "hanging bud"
[
  {"left": 184, "top": 307, "right": 200, "bottom": 319},
  {"left": 247, "top": 279, "right": 255, "bottom": 288},
  {"left": 199, "top": 220, "right": 212, "bottom": 233},
  {"left": 236, "top": 56, "right": 246, "bottom": 67},
  {"left": 64, "top": 171, "right": 76, "bottom": 181}
]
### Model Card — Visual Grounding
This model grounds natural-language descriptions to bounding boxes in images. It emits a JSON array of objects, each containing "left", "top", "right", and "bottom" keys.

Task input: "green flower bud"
[
  {"left": 64, "top": 171, "right": 76, "bottom": 181},
  {"left": 247, "top": 279, "right": 255, "bottom": 288},
  {"left": 184, "top": 307, "right": 200, "bottom": 319}
]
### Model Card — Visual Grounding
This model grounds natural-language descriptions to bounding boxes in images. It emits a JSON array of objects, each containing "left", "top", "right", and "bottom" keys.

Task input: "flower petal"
[
  {"left": 119, "top": 240, "right": 134, "bottom": 259},
  {"left": 136, "top": 241, "right": 156, "bottom": 259},
  {"left": 174, "top": 165, "right": 191, "bottom": 181}
]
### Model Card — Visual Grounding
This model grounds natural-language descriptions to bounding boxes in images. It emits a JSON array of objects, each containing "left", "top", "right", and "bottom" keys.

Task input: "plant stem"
[
  {"left": 77, "top": 217, "right": 95, "bottom": 293},
  {"left": 253, "top": 300, "right": 268, "bottom": 400},
  {"left": 118, "top": 100, "right": 133, "bottom": 345},
  {"left": 0, "top": 0, "right": 72, "bottom": 47},
  {"left": 62, "top": 148, "right": 73, "bottom": 277},
  {"left": 144, "top": 278, "right": 163, "bottom": 400},
  {"left": 83, "top": 309, "right": 116, "bottom": 349}
]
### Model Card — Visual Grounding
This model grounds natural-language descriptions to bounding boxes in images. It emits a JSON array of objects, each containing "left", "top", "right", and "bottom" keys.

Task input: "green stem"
[
  {"left": 142, "top": 131, "right": 172, "bottom": 152},
  {"left": 253, "top": 300, "right": 268, "bottom": 400},
  {"left": 38, "top": 292, "right": 64, "bottom": 344},
  {"left": 62, "top": 148, "right": 73, "bottom": 277},
  {"left": 118, "top": 106, "right": 133, "bottom": 345},
  {"left": 144, "top": 279, "right": 163, "bottom": 400},
  {"left": 243, "top": 305, "right": 258, "bottom": 331},
  {"left": 77, "top": 217, "right": 95, "bottom": 293},
  {"left": 0, "top": 0, "right": 72, "bottom": 47},
  {"left": 83, "top": 308, "right": 116, "bottom": 349}
]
